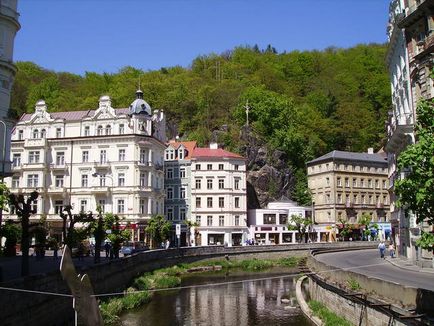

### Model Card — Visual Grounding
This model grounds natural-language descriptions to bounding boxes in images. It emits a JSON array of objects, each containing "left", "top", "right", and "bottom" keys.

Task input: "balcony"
[
  {"left": 94, "top": 160, "right": 110, "bottom": 169},
  {"left": 92, "top": 186, "right": 110, "bottom": 194},
  {"left": 414, "top": 33, "right": 434, "bottom": 59},
  {"left": 24, "top": 138, "right": 47, "bottom": 148},
  {"left": 21, "top": 162, "right": 46, "bottom": 170},
  {"left": 50, "top": 163, "right": 68, "bottom": 171},
  {"left": 47, "top": 186, "right": 67, "bottom": 194},
  {"left": 386, "top": 113, "right": 414, "bottom": 152},
  {"left": 399, "top": 0, "right": 432, "bottom": 28}
]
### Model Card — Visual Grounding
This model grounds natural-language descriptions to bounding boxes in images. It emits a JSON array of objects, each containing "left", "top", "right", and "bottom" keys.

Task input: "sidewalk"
[{"left": 385, "top": 255, "right": 434, "bottom": 274}]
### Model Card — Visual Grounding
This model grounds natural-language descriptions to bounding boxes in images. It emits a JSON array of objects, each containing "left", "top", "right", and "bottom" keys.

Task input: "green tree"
[
  {"left": 395, "top": 99, "right": 434, "bottom": 250},
  {"left": 146, "top": 215, "right": 171, "bottom": 249},
  {"left": 358, "top": 213, "right": 372, "bottom": 241},
  {"left": 105, "top": 213, "right": 131, "bottom": 259},
  {"left": 184, "top": 220, "right": 199, "bottom": 246},
  {"left": 1, "top": 220, "right": 20, "bottom": 256},
  {"left": 287, "top": 214, "right": 312, "bottom": 243}
]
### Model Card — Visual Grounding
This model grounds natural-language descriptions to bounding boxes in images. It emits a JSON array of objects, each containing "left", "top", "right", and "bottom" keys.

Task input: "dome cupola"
[{"left": 129, "top": 89, "right": 151, "bottom": 115}]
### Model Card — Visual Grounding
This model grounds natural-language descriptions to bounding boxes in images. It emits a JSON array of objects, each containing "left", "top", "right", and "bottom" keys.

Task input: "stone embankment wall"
[{"left": 1, "top": 242, "right": 375, "bottom": 326}]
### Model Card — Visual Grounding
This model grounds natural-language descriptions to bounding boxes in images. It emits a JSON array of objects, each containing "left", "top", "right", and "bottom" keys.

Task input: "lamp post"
[{"left": 92, "top": 173, "right": 113, "bottom": 213}]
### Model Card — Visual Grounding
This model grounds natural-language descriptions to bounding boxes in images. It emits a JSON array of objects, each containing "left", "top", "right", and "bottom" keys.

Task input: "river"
[{"left": 120, "top": 268, "right": 312, "bottom": 326}]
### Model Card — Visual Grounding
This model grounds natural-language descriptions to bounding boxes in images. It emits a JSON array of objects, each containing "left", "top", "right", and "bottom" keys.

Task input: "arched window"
[
  {"left": 40, "top": 129, "right": 46, "bottom": 138},
  {"left": 33, "top": 129, "right": 39, "bottom": 139},
  {"left": 97, "top": 125, "right": 103, "bottom": 135},
  {"left": 105, "top": 125, "right": 111, "bottom": 135}
]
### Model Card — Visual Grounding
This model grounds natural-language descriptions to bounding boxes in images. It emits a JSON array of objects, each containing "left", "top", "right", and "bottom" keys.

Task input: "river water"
[{"left": 121, "top": 268, "right": 312, "bottom": 326}]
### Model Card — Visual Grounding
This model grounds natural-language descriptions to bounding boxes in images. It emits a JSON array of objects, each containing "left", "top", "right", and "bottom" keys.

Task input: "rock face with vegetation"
[{"left": 11, "top": 44, "right": 391, "bottom": 205}]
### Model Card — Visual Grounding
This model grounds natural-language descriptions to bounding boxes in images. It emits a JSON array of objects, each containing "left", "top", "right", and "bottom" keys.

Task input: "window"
[
  {"left": 84, "top": 126, "right": 90, "bottom": 136},
  {"left": 54, "top": 200, "right": 64, "bottom": 215},
  {"left": 100, "top": 150, "right": 107, "bottom": 163},
  {"left": 99, "top": 174, "right": 106, "bottom": 186},
  {"left": 234, "top": 179, "right": 240, "bottom": 190},
  {"left": 195, "top": 164, "right": 201, "bottom": 170},
  {"left": 117, "top": 199, "right": 125, "bottom": 214},
  {"left": 18, "top": 130, "right": 23, "bottom": 140},
  {"left": 345, "top": 178, "right": 349, "bottom": 187},
  {"left": 375, "top": 179, "right": 380, "bottom": 189},
  {"left": 218, "top": 179, "right": 224, "bottom": 189},
  {"left": 337, "top": 177, "right": 341, "bottom": 186},
  {"left": 140, "top": 149, "right": 147, "bottom": 164},
  {"left": 167, "top": 207, "right": 173, "bottom": 220},
  {"left": 81, "top": 150, "right": 89, "bottom": 163},
  {"left": 55, "top": 175, "right": 64, "bottom": 188},
  {"left": 383, "top": 180, "right": 387, "bottom": 189},
  {"left": 29, "top": 151, "right": 40, "bottom": 163},
  {"left": 361, "top": 195, "right": 366, "bottom": 204},
  {"left": 40, "top": 129, "right": 46, "bottom": 138},
  {"left": 360, "top": 179, "right": 364, "bottom": 188},
  {"left": 369, "top": 195, "right": 373, "bottom": 204},
  {"left": 81, "top": 174, "right": 88, "bottom": 187},
  {"left": 140, "top": 199, "right": 147, "bottom": 214},
  {"left": 207, "top": 197, "right": 213, "bottom": 208},
  {"left": 234, "top": 164, "right": 239, "bottom": 171},
  {"left": 326, "top": 194, "right": 330, "bottom": 203},
  {"left": 326, "top": 177, "right": 330, "bottom": 186},
  {"left": 80, "top": 200, "right": 88, "bottom": 213},
  {"left": 119, "top": 149, "right": 126, "bottom": 161},
  {"left": 353, "top": 194, "right": 358, "bottom": 204},
  {"left": 56, "top": 152, "right": 65, "bottom": 165},
  {"left": 31, "top": 200, "right": 37, "bottom": 213},
  {"left": 119, "top": 124, "right": 125, "bottom": 134},
  {"left": 105, "top": 125, "right": 111, "bottom": 135},
  {"left": 140, "top": 173, "right": 147, "bottom": 187},
  {"left": 167, "top": 188, "right": 173, "bottom": 199},
  {"left": 195, "top": 179, "right": 201, "bottom": 189},
  {"left": 32, "top": 129, "right": 39, "bottom": 139},
  {"left": 207, "top": 215, "right": 213, "bottom": 226},
  {"left": 12, "top": 153, "right": 21, "bottom": 167},
  {"left": 180, "top": 168, "right": 186, "bottom": 178},
  {"left": 167, "top": 149, "right": 174, "bottom": 160},
  {"left": 337, "top": 194, "right": 342, "bottom": 203},
  {"left": 219, "top": 197, "right": 224, "bottom": 208},
  {"left": 56, "top": 128, "right": 62, "bottom": 138},
  {"left": 279, "top": 214, "right": 288, "bottom": 225},
  {"left": 166, "top": 168, "right": 173, "bottom": 179},
  {"left": 219, "top": 215, "right": 224, "bottom": 226},
  {"left": 234, "top": 215, "right": 240, "bottom": 226},
  {"left": 352, "top": 178, "right": 357, "bottom": 187},
  {"left": 207, "top": 179, "right": 213, "bottom": 189},
  {"left": 264, "top": 214, "right": 276, "bottom": 224},
  {"left": 368, "top": 179, "right": 372, "bottom": 188},
  {"left": 207, "top": 164, "right": 212, "bottom": 170},
  {"left": 180, "top": 187, "right": 186, "bottom": 199},
  {"left": 235, "top": 197, "right": 240, "bottom": 208},
  {"left": 178, "top": 149, "right": 184, "bottom": 160},
  {"left": 196, "top": 197, "right": 201, "bottom": 208},
  {"left": 97, "top": 126, "right": 103, "bottom": 135},
  {"left": 180, "top": 208, "right": 186, "bottom": 220},
  {"left": 118, "top": 173, "right": 125, "bottom": 186},
  {"left": 98, "top": 199, "right": 106, "bottom": 213},
  {"left": 218, "top": 164, "right": 224, "bottom": 170},
  {"left": 196, "top": 215, "right": 201, "bottom": 225},
  {"left": 12, "top": 176, "right": 19, "bottom": 188},
  {"left": 27, "top": 174, "right": 38, "bottom": 187}
]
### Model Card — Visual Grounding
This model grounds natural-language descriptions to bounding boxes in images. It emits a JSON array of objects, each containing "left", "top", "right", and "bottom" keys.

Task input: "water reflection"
[{"left": 121, "top": 270, "right": 311, "bottom": 326}]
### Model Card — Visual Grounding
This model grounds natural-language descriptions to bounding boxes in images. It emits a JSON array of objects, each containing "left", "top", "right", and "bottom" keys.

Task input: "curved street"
[{"left": 314, "top": 249, "right": 434, "bottom": 291}]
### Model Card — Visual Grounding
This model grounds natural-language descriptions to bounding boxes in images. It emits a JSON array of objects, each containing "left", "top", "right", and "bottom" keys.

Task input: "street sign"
[{"left": 176, "top": 224, "right": 181, "bottom": 237}]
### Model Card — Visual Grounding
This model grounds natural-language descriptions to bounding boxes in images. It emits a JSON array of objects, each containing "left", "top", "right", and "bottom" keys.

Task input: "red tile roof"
[
  {"left": 192, "top": 148, "right": 244, "bottom": 160},
  {"left": 19, "top": 108, "right": 130, "bottom": 122},
  {"left": 167, "top": 141, "right": 197, "bottom": 160}
]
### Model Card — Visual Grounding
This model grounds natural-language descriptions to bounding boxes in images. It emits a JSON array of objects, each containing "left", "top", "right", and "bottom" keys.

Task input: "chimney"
[
  {"left": 367, "top": 148, "right": 374, "bottom": 154},
  {"left": 209, "top": 142, "right": 218, "bottom": 149}
]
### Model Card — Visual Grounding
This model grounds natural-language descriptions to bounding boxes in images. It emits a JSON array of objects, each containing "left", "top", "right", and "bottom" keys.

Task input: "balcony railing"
[{"left": 24, "top": 138, "right": 47, "bottom": 148}]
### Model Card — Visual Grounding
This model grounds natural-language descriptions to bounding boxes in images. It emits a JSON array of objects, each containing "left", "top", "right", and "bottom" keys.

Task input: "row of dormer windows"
[{"left": 309, "top": 164, "right": 387, "bottom": 174}]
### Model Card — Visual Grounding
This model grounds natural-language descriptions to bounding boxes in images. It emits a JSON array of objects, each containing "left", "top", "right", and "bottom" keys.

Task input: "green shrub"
[
  {"left": 154, "top": 265, "right": 186, "bottom": 276},
  {"left": 308, "top": 300, "right": 352, "bottom": 326},
  {"left": 152, "top": 275, "right": 181, "bottom": 289},
  {"left": 277, "top": 257, "right": 300, "bottom": 267},
  {"left": 133, "top": 276, "right": 152, "bottom": 290},
  {"left": 122, "top": 288, "right": 151, "bottom": 309},
  {"left": 240, "top": 258, "right": 274, "bottom": 271},
  {"left": 347, "top": 278, "right": 361, "bottom": 291}
]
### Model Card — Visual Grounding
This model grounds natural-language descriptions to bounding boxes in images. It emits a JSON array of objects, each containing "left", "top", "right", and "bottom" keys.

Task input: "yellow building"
[{"left": 307, "top": 149, "right": 390, "bottom": 240}]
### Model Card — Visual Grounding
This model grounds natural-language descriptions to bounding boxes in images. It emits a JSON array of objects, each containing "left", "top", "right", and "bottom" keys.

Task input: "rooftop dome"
[{"left": 129, "top": 89, "right": 152, "bottom": 115}]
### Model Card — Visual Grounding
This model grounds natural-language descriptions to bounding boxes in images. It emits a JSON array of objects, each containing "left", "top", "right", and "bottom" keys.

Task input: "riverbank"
[{"left": 101, "top": 256, "right": 303, "bottom": 325}]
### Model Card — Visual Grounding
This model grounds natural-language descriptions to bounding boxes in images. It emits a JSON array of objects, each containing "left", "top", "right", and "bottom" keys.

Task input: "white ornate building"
[
  {"left": 0, "top": 0, "right": 20, "bottom": 178},
  {"left": 4, "top": 91, "right": 166, "bottom": 243}
]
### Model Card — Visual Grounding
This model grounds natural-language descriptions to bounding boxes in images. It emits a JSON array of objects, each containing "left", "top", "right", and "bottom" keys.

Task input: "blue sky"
[{"left": 15, "top": 0, "right": 390, "bottom": 75}]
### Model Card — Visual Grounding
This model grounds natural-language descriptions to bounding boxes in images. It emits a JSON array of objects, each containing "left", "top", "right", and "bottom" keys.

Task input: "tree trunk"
[{"left": 21, "top": 214, "right": 30, "bottom": 277}]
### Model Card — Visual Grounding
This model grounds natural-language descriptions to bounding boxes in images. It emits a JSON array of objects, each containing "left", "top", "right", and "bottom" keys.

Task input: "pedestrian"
[
  {"left": 389, "top": 242, "right": 395, "bottom": 258},
  {"left": 104, "top": 241, "right": 111, "bottom": 258},
  {"left": 90, "top": 242, "right": 95, "bottom": 257},
  {"left": 378, "top": 241, "right": 386, "bottom": 259},
  {"left": 165, "top": 239, "right": 170, "bottom": 249}
]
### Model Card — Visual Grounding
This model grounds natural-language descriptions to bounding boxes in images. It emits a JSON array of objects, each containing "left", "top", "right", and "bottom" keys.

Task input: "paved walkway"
[
  {"left": 0, "top": 250, "right": 119, "bottom": 283},
  {"left": 314, "top": 249, "right": 434, "bottom": 291}
]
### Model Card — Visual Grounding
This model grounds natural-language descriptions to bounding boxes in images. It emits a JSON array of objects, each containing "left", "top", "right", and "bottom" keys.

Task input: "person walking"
[
  {"left": 389, "top": 242, "right": 395, "bottom": 258},
  {"left": 378, "top": 241, "right": 386, "bottom": 259}
]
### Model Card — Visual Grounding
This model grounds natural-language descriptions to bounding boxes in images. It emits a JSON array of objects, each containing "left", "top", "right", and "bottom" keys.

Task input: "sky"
[{"left": 15, "top": 0, "right": 390, "bottom": 75}]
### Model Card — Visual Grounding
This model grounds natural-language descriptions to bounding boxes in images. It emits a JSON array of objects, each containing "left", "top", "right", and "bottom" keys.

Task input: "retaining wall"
[{"left": 0, "top": 242, "right": 375, "bottom": 326}]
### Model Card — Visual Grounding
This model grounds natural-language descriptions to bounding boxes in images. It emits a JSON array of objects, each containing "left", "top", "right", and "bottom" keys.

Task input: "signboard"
[{"left": 176, "top": 224, "right": 181, "bottom": 237}]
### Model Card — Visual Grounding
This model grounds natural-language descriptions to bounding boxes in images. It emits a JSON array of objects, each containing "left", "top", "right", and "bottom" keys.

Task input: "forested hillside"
[{"left": 11, "top": 44, "right": 391, "bottom": 204}]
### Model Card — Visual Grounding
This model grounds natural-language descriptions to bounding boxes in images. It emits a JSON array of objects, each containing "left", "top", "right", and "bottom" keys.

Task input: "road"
[{"left": 314, "top": 249, "right": 434, "bottom": 291}]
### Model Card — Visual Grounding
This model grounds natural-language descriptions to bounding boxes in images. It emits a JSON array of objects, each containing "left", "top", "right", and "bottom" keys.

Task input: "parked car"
[{"left": 121, "top": 242, "right": 150, "bottom": 256}]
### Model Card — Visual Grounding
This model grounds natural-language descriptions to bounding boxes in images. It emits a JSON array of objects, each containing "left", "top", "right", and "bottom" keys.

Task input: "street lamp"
[{"left": 92, "top": 172, "right": 114, "bottom": 213}]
